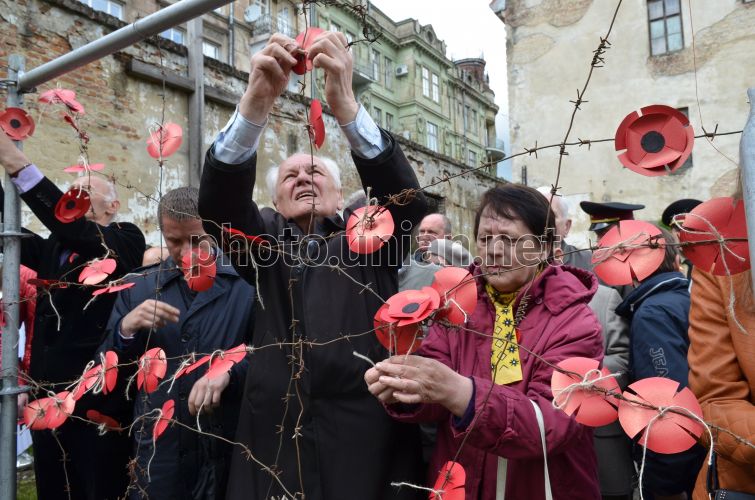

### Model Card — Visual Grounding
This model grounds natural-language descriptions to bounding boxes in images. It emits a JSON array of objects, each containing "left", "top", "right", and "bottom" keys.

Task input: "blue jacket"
[
  {"left": 99, "top": 255, "right": 255, "bottom": 500},
  {"left": 616, "top": 271, "right": 704, "bottom": 497}
]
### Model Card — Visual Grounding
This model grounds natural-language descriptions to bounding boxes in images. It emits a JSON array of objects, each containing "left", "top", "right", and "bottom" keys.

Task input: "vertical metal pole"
[
  {"left": 188, "top": 17, "right": 205, "bottom": 187},
  {"left": 1, "top": 54, "right": 24, "bottom": 500},
  {"left": 309, "top": 2, "right": 316, "bottom": 101},
  {"left": 741, "top": 87, "right": 755, "bottom": 292}
]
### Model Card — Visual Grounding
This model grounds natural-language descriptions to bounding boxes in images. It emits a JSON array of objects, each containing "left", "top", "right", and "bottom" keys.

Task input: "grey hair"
[
  {"left": 536, "top": 186, "right": 570, "bottom": 218},
  {"left": 75, "top": 174, "right": 117, "bottom": 203},
  {"left": 158, "top": 186, "right": 199, "bottom": 229},
  {"left": 265, "top": 156, "right": 342, "bottom": 202}
]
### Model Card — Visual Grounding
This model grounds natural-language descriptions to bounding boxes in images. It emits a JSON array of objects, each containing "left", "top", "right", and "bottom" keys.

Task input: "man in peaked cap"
[
  {"left": 580, "top": 201, "right": 646, "bottom": 238},
  {"left": 661, "top": 198, "right": 702, "bottom": 233}
]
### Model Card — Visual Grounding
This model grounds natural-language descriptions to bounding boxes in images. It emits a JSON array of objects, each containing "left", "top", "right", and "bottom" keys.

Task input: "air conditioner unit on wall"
[{"left": 395, "top": 65, "right": 409, "bottom": 77}]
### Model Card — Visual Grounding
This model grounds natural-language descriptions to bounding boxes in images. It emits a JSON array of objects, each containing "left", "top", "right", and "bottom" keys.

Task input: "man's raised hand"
[{"left": 309, "top": 31, "right": 358, "bottom": 125}]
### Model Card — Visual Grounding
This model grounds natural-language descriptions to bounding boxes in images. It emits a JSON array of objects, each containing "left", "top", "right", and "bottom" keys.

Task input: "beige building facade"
[{"left": 492, "top": 0, "right": 755, "bottom": 246}]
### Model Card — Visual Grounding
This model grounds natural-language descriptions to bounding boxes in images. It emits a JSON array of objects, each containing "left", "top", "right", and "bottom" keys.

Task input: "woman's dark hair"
[
  {"left": 474, "top": 184, "right": 557, "bottom": 255},
  {"left": 654, "top": 226, "right": 681, "bottom": 276}
]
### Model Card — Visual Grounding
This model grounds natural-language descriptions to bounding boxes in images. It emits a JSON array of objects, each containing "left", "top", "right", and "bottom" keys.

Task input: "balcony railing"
[{"left": 249, "top": 13, "right": 296, "bottom": 38}]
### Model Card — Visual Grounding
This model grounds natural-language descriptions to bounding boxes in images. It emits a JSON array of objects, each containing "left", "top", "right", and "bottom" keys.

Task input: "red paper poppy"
[
  {"left": 153, "top": 399, "right": 175, "bottom": 441},
  {"left": 205, "top": 344, "right": 248, "bottom": 381},
  {"left": 63, "top": 114, "right": 89, "bottom": 143},
  {"left": 592, "top": 220, "right": 665, "bottom": 286},
  {"left": 678, "top": 197, "right": 749, "bottom": 275},
  {"left": 23, "top": 398, "right": 53, "bottom": 430},
  {"left": 79, "top": 258, "right": 117, "bottom": 285},
  {"left": 28, "top": 278, "right": 67, "bottom": 289},
  {"left": 63, "top": 163, "right": 104, "bottom": 173},
  {"left": 182, "top": 249, "right": 217, "bottom": 292},
  {"left": 293, "top": 27, "right": 325, "bottom": 74},
  {"left": 86, "top": 410, "right": 121, "bottom": 431},
  {"left": 72, "top": 364, "right": 103, "bottom": 400},
  {"left": 54, "top": 187, "right": 91, "bottom": 223},
  {"left": 430, "top": 461, "right": 466, "bottom": 500},
  {"left": 173, "top": 354, "right": 212, "bottom": 380},
  {"left": 23, "top": 391, "right": 75, "bottom": 430},
  {"left": 346, "top": 205, "right": 395, "bottom": 254},
  {"left": 102, "top": 351, "right": 119, "bottom": 395},
  {"left": 615, "top": 105, "right": 694, "bottom": 177},
  {"left": 309, "top": 99, "right": 326, "bottom": 149},
  {"left": 137, "top": 347, "right": 167, "bottom": 394},
  {"left": 92, "top": 281, "right": 136, "bottom": 297},
  {"left": 618, "top": 377, "right": 704, "bottom": 454},
  {"left": 431, "top": 267, "right": 478, "bottom": 325},
  {"left": 551, "top": 357, "right": 620, "bottom": 427},
  {"left": 39, "top": 88, "right": 85, "bottom": 114},
  {"left": 374, "top": 287, "right": 441, "bottom": 354},
  {"left": 147, "top": 122, "right": 183, "bottom": 159},
  {"left": 222, "top": 227, "right": 266, "bottom": 248},
  {"left": 0, "top": 107, "right": 35, "bottom": 141}
]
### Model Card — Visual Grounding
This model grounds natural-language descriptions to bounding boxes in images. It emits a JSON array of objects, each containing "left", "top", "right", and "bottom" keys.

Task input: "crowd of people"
[{"left": 0, "top": 30, "right": 752, "bottom": 500}]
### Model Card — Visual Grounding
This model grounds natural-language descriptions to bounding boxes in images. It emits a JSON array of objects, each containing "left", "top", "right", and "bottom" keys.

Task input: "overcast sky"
[{"left": 370, "top": 0, "right": 511, "bottom": 175}]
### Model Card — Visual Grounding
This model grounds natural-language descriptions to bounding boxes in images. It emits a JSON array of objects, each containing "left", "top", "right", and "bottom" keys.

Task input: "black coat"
[
  {"left": 99, "top": 257, "right": 255, "bottom": 500},
  {"left": 2, "top": 176, "right": 145, "bottom": 499},
  {"left": 198, "top": 130, "right": 427, "bottom": 500}
]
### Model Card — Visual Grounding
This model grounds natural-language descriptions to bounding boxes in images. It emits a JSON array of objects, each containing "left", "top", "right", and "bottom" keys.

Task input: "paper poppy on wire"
[
  {"left": 618, "top": 377, "right": 704, "bottom": 454},
  {"left": 136, "top": 347, "right": 168, "bottom": 394},
  {"left": 551, "top": 357, "right": 620, "bottom": 427},
  {"left": 431, "top": 266, "right": 477, "bottom": 325},
  {"left": 430, "top": 461, "right": 466, "bottom": 500},
  {"left": 205, "top": 344, "right": 248, "bottom": 381},
  {"left": 0, "top": 107, "right": 35, "bottom": 141},
  {"left": 101, "top": 351, "right": 119, "bottom": 395},
  {"left": 79, "top": 258, "right": 117, "bottom": 285},
  {"left": 86, "top": 410, "right": 121, "bottom": 432},
  {"left": 346, "top": 205, "right": 394, "bottom": 254},
  {"left": 222, "top": 227, "right": 266, "bottom": 247},
  {"left": 55, "top": 187, "right": 91, "bottom": 223},
  {"left": 374, "top": 287, "right": 441, "bottom": 354},
  {"left": 592, "top": 220, "right": 665, "bottom": 286},
  {"left": 293, "top": 27, "right": 325, "bottom": 74},
  {"left": 72, "top": 363, "right": 104, "bottom": 400},
  {"left": 63, "top": 163, "right": 104, "bottom": 173},
  {"left": 92, "top": 281, "right": 136, "bottom": 297},
  {"left": 23, "top": 392, "right": 75, "bottom": 430},
  {"left": 182, "top": 249, "right": 216, "bottom": 292},
  {"left": 615, "top": 105, "right": 694, "bottom": 176},
  {"left": 153, "top": 399, "right": 175, "bottom": 441},
  {"left": 28, "top": 278, "right": 67, "bottom": 290},
  {"left": 39, "top": 88, "right": 85, "bottom": 114},
  {"left": 309, "top": 99, "right": 326, "bottom": 149},
  {"left": 173, "top": 354, "right": 212, "bottom": 380},
  {"left": 147, "top": 122, "right": 183, "bottom": 159},
  {"left": 678, "top": 197, "right": 749, "bottom": 275}
]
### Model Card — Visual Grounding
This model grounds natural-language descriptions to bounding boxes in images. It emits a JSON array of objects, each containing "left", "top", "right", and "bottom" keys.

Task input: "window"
[
  {"left": 431, "top": 73, "right": 440, "bottom": 103},
  {"left": 471, "top": 109, "right": 478, "bottom": 133},
  {"left": 421, "top": 67, "right": 430, "bottom": 97},
  {"left": 384, "top": 57, "right": 393, "bottom": 90},
  {"left": 203, "top": 41, "right": 220, "bottom": 59},
  {"left": 648, "top": 0, "right": 683, "bottom": 55},
  {"left": 373, "top": 107, "right": 383, "bottom": 127},
  {"left": 385, "top": 113, "right": 394, "bottom": 131},
  {"left": 371, "top": 50, "right": 381, "bottom": 81},
  {"left": 78, "top": 0, "right": 123, "bottom": 20},
  {"left": 330, "top": 21, "right": 342, "bottom": 33},
  {"left": 464, "top": 105, "right": 470, "bottom": 129},
  {"left": 277, "top": 6, "right": 292, "bottom": 34},
  {"left": 468, "top": 149, "right": 478, "bottom": 166},
  {"left": 427, "top": 122, "right": 438, "bottom": 152},
  {"left": 161, "top": 27, "right": 185, "bottom": 45}
]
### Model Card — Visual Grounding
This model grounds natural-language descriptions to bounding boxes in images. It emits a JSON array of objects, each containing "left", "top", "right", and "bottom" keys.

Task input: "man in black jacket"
[
  {"left": 0, "top": 132, "right": 145, "bottom": 499},
  {"left": 198, "top": 32, "right": 426, "bottom": 499},
  {"left": 100, "top": 187, "right": 255, "bottom": 499}
]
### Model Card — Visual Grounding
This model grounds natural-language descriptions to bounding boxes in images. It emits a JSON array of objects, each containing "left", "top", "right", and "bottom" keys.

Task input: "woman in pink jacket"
[{"left": 366, "top": 185, "right": 604, "bottom": 499}]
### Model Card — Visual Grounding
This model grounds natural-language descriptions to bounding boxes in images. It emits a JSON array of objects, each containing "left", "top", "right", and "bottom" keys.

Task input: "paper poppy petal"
[
  {"left": 295, "top": 27, "right": 325, "bottom": 71},
  {"left": 374, "top": 303, "right": 424, "bottom": 355},
  {"left": 618, "top": 377, "right": 704, "bottom": 454},
  {"left": 63, "top": 163, "right": 105, "bottom": 173},
  {"left": 292, "top": 52, "right": 308, "bottom": 75},
  {"left": 137, "top": 348, "right": 167, "bottom": 394},
  {"left": 102, "top": 351, "right": 119, "bottom": 395},
  {"left": 92, "top": 282, "right": 136, "bottom": 296},
  {"left": 23, "top": 398, "right": 53, "bottom": 430},
  {"left": 72, "top": 364, "right": 103, "bottom": 400},
  {"left": 309, "top": 99, "right": 325, "bottom": 149},
  {"left": 147, "top": 122, "right": 183, "bottom": 159},
  {"left": 346, "top": 206, "right": 395, "bottom": 254},
  {"left": 86, "top": 410, "right": 121, "bottom": 431},
  {"left": 679, "top": 197, "right": 750, "bottom": 275},
  {"left": 0, "top": 107, "right": 36, "bottom": 141},
  {"left": 430, "top": 461, "right": 466, "bottom": 500},
  {"left": 593, "top": 221, "right": 665, "bottom": 286},
  {"left": 174, "top": 354, "right": 213, "bottom": 380},
  {"left": 153, "top": 399, "right": 175, "bottom": 441},
  {"left": 551, "top": 357, "right": 620, "bottom": 427},
  {"left": 431, "top": 267, "right": 478, "bottom": 325},
  {"left": 79, "top": 258, "right": 117, "bottom": 285},
  {"left": 44, "top": 391, "right": 76, "bottom": 429}
]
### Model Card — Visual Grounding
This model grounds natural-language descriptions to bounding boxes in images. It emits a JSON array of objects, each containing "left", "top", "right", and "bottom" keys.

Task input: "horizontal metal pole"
[{"left": 18, "top": 0, "right": 233, "bottom": 92}]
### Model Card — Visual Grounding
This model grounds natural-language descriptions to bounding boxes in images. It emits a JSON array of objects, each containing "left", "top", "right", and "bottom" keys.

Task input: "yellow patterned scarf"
[{"left": 486, "top": 283, "right": 523, "bottom": 385}]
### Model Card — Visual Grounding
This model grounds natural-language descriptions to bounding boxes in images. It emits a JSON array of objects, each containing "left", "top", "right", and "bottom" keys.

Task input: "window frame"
[
  {"left": 79, "top": 0, "right": 124, "bottom": 20},
  {"left": 427, "top": 121, "right": 439, "bottom": 152},
  {"left": 421, "top": 67, "right": 430, "bottom": 98},
  {"left": 371, "top": 49, "right": 381, "bottom": 82},
  {"left": 161, "top": 27, "right": 186, "bottom": 45},
  {"left": 202, "top": 40, "right": 221, "bottom": 59},
  {"left": 385, "top": 112, "right": 394, "bottom": 131},
  {"left": 647, "top": 0, "right": 684, "bottom": 56},
  {"left": 431, "top": 73, "right": 440, "bottom": 103},
  {"left": 384, "top": 56, "right": 393, "bottom": 90}
]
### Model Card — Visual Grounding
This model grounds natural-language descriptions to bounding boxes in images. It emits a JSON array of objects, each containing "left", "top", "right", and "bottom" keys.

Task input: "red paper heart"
[
  {"left": 0, "top": 107, "right": 35, "bottom": 141},
  {"left": 86, "top": 410, "right": 121, "bottom": 431},
  {"left": 430, "top": 461, "right": 466, "bottom": 500},
  {"left": 431, "top": 267, "right": 478, "bottom": 325},
  {"left": 678, "top": 197, "right": 750, "bottom": 275},
  {"left": 346, "top": 205, "right": 395, "bottom": 254},
  {"left": 309, "top": 99, "right": 326, "bottom": 149},
  {"left": 592, "top": 220, "right": 665, "bottom": 286},
  {"left": 137, "top": 347, "right": 167, "bottom": 394},
  {"left": 79, "top": 258, "right": 117, "bottom": 285},
  {"left": 153, "top": 399, "right": 175, "bottom": 441},
  {"left": 551, "top": 357, "right": 620, "bottom": 427},
  {"left": 618, "top": 377, "right": 704, "bottom": 454},
  {"left": 147, "top": 122, "right": 183, "bottom": 159}
]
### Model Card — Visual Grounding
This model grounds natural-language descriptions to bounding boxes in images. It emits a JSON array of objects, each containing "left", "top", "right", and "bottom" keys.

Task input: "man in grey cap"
[{"left": 537, "top": 187, "right": 592, "bottom": 271}]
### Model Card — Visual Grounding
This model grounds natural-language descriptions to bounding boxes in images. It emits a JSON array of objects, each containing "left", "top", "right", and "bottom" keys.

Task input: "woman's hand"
[{"left": 369, "top": 355, "right": 473, "bottom": 417}]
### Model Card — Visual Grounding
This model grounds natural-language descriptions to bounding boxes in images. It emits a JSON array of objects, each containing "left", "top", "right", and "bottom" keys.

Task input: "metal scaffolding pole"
[
  {"left": 2, "top": 1, "right": 234, "bottom": 498},
  {"left": 18, "top": 0, "right": 233, "bottom": 92},
  {"left": 742, "top": 87, "right": 755, "bottom": 293}
]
